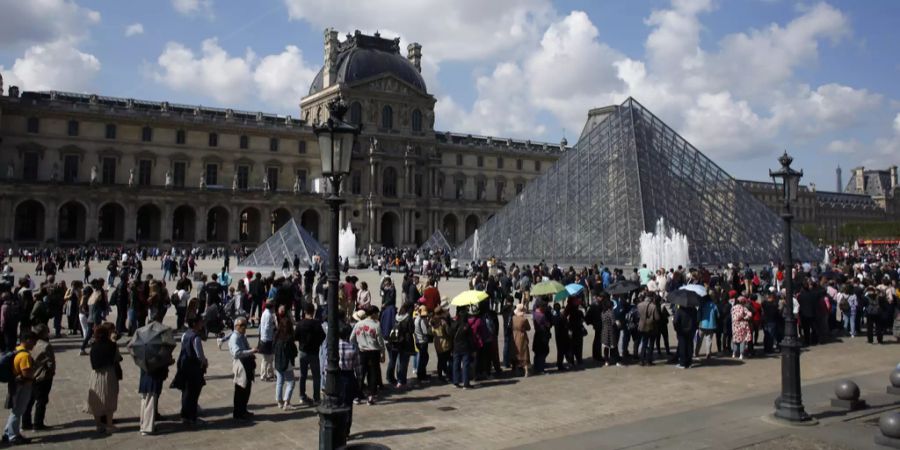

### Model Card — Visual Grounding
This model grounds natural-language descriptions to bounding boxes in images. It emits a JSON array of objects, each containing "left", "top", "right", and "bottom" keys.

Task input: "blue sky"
[{"left": 2, "top": 0, "right": 899, "bottom": 189}]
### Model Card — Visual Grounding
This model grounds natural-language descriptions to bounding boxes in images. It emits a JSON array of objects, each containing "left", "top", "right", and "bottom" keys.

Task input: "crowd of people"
[{"left": 0, "top": 245, "right": 898, "bottom": 444}]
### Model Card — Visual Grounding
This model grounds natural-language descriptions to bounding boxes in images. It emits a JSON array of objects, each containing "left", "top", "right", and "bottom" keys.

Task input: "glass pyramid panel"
[
  {"left": 455, "top": 98, "right": 821, "bottom": 266},
  {"left": 418, "top": 230, "right": 452, "bottom": 254},
  {"left": 239, "top": 218, "right": 327, "bottom": 267}
]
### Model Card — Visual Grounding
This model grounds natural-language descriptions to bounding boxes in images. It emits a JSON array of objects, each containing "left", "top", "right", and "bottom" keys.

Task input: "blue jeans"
[
  {"left": 385, "top": 349, "right": 399, "bottom": 384},
  {"left": 732, "top": 341, "right": 746, "bottom": 356},
  {"left": 5, "top": 383, "right": 31, "bottom": 441},
  {"left": 842, "top": 312, "right": 856, "bottom": 336},
  {"left": 396, "top": 353, "right": 411, "bottom": 385},
  {"left": 452, "top": 353, "right": 472, "bottom": 386},
  {"left": 275, "top": 368, "right": 295, "bottom": 403},
  {"left": 763, "top": 322, "right": 777, "bottom": 352},
  {"left": 298, "top": 351, "right": 320, "bottom": 401},
  {"left": 618, "top": 329, "right": 631, "bottom": 357}
]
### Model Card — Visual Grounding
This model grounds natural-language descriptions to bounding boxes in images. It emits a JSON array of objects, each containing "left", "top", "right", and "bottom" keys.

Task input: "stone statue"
[
  {"left": 128, "top": 168, "right": 135, "bottom": 187},
  {"left": 232, "top": 172, "right": 238, "bottom": 191},
  {"left": 160, "top": 101, "right": 169, "bottom": 112},
  {"left": 369, "top": 136, "right": 379, "bottom": 154},
  {"left": 199, "top": 174, "right": 206, "bottom": 189},
  {"left": 165, "top": 170, "right": 172, "bottom": 188},
  {"left": 405, "top": 143, "right": 413, "bottom": 157},
  {"left": 90, "top": 165, "right": 98, "bottom": 184},
  {"left": 51, "top": 163, "right": 58, "bottom": 182},
  {"left": 261, "top": 174, "right": 269, "bottom": 192},
  {"left": 293, "top": 174, "right": 301, "bottom": 193},
  {"left": 6, "top": 163, "right": 13, "bottom": 179}
]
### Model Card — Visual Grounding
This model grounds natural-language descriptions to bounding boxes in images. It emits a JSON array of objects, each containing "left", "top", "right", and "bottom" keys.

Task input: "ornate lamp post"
[
  {"left": 769, "top": 151, "right": 812, "bottom": 423},
  {"left": 314, "top": 97, "right": 360, "bottom": 449}
]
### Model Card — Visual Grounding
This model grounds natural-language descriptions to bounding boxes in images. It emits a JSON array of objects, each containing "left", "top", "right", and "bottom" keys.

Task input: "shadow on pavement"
[{"left": 350, "top": 426, "right": 436, "bottom": 440}]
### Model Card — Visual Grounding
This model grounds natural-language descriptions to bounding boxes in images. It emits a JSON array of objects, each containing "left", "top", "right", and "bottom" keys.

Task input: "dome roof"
[{"left": 309, "top": 32, "right": 427, "bottom": 96}]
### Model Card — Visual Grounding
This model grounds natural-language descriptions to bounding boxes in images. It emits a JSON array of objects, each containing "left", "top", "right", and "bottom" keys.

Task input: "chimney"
[
  {"left": 9, "top": 86, "right": 19, "bottom": 98},
  {"left": 855, "top": 167, "right": 865, "bottom": 192},
  {"left": 891, "top": 165, "right": 897, "bottom": 191},
  {"left": 323, "top": 28, "right": 340, "bottom": 89},
  {"left": 407, "top": 43, "right": 422, "bottom": 73},
  {"left": 836, "top": 166, "right": 842, "bottom": 193}
]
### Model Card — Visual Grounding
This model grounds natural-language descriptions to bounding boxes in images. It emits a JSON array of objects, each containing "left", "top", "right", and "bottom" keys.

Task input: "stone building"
[{"left": 0, "top": 30, "right": 565, "bottom": 249}]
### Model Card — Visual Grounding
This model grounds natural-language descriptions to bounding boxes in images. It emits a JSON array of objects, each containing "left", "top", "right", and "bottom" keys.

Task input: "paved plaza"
[{"left": 3, "top": 259, "right": 898, "bottom": 449}]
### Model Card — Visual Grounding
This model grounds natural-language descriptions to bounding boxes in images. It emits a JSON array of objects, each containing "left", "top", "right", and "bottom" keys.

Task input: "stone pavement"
[{"left": 3, "top": 258, "right": 899, "bottom": 449}]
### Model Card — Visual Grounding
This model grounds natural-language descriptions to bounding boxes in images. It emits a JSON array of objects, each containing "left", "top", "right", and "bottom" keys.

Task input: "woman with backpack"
[
  {"left": 390, "top": 303, "right": 415, "bottom": 389},
  {"left": 450, "top": 309, "right": 474, "bottom": 389},
  {"left": 430, "top": 304, "right": 452, "bottom": 382}
]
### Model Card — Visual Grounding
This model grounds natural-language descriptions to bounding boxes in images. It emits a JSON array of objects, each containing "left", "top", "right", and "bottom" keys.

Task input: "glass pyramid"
[
  {"left": 239, "top": 218, "right": 327, "bottom": 267},
  {"left": 455, "top": 98, "right": 822, "bottom": 266},
  {"left": 418, "top": 230, "right": 453, "bottom": 254}
]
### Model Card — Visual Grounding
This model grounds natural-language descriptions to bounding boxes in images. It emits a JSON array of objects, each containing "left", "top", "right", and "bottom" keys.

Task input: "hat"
[
  {"left": 728, "top": 289, "right": 738, "bottom": 298},
  {"left": 352, "top": 309, "right": 367, "bottom": 321},
  {"left": 246, "top": 270, "right": 254, "bottom": 277}
]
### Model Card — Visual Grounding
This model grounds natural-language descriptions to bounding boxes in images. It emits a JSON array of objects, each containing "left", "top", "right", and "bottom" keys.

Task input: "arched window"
[
  {"left": 349, "top": 101, "right": 362, "bottom": 126},
  {"left": 381, "top": 105, "right": 393, "bottom": 130},
  {"left": 383, "top": 167, "right": 398, "bottom": 197},
  {"left": 411, "top": 109, "right": 422, "bottom": 132}
]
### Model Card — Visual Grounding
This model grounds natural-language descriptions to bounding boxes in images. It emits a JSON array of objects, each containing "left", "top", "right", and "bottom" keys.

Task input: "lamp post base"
[{"left": 318, "top": 400, "right": 351, "bottom": 450}]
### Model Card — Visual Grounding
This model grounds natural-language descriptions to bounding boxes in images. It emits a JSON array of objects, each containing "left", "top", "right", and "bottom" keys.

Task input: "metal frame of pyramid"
[
  {"left": 239, "top": 218, "right": 327, "bottom": 267},
  {"left": 455, "top": 97, "right": 822, "bottom": 266},
  {"left": 418, "top": 230, "right": 453, "bottom": 254}
]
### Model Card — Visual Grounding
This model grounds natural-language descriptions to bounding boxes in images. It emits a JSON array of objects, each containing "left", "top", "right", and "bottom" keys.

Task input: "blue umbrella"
[{"left": 564, "top": 283, "right": 585, "bottom": 296}]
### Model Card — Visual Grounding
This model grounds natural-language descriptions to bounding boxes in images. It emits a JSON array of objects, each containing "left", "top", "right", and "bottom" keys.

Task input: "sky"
[{"left": 2, "top": 0, "right": 899, "bottom": 190}]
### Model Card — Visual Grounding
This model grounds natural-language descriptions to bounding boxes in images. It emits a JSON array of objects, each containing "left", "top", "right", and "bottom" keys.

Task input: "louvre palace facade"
[{"left": 0, "top": 30, "right": 565, "bottom": 250}]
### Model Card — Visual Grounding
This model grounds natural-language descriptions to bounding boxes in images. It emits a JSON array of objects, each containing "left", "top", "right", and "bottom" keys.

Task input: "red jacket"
[{"left": 421, "top": 286, "right": 441, "bottom": 311}]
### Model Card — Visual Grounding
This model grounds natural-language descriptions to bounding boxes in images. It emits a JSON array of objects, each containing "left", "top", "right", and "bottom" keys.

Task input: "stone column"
[
  {"left": 0, "top": 198, "right": 11, "bottom": 242},
  {"left": 228, "top": 205, "right": 240, "bottom": 244},
  {"left": 195, "top": 206, "right": 207, "bottom": 244},
  {"left": 161, "top": 203, "right": 173, "bottom": 243},
  {"left": 45, "top": 200, "right": 59, "bottom": 244},
  {"left": 124, "top": 203, "right": 137, "bottom": 243},
  {"left": 368, "top": 204, "right": 376, "bottom": 244},
  {"left": 85, "top": 202, "right": 99, "bottom": 242}
]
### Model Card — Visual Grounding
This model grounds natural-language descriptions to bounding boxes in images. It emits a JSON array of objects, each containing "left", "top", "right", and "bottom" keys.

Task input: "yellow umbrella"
[{"left": 450, "top": 290, "right": 489, "bottom": 306}]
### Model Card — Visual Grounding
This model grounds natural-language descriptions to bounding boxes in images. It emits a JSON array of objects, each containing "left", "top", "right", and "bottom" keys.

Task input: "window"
[
  {"left": 516, "top": 159, "right": 523, "bottom": 170},
  {"left": 456, "top": 154, "right": 463, "bottom": 166},
  {"left": 269, "top": 137, "right": 279, "bottom": 152},
  {"left": 138, "top": 159, "right": 152, "bottom": 186},
  {"left": 535, "top": 160, "right": 541, "bottom": 171},
  {"left": 476, "top": 179, "right": 486, "bottom": 200},
  {"left": 477, "top": 156, "right": 484, "bottom": 168},
  {"left": 515, "top": 183, "right": 524, "bottom": 195},
  {"left": 26, "top": 117, "right": 39, "bottom": 134},
  {"left": 67, "top": 120, "right": 79, "bottom": 137},
  {"left": 496, "top": 181, "right": 505, "bottom": 201},
  {"left": 298, "top": 141, "right": 307, "bottom": 154},
  {"left": 63, "top": 155, "right": 79, "bottom": 183},
  {"left": 455, "top": 179, "right": 465, "bottom": 200},
  {"left": 383, "top": 167, "right": 398, "bottom": 197},
  {"left": 296, "top": 169, "right": 307, "bottom": 192},
  {"left": 349, "top": 102, "right": 362, "bottom": 126},
  {"left": 350, "top": 171, "right": 361, "bottom": 195},
  {"left": 23, "top": 153, "right": 39, "bottom": 179},
  {"left": 208, "top": 133, "right": 218, "bottom": 147},
  {"left": 173, "top": 162, "right": 186, "bottom": 188},
  {"left": 412, "top": 109, "right": 422, "bottom": 132},
  {"left": 105, "top": 124, "right": 117, "bottom": 139},
  {"left": 102, "top": 157, "right": 116, "bottom": 184},
  {"left": 414, "top": 172, "right": 423, "bottom": 197},
  {"left": 176, "top": 129, "right": 185, "bottom": 145},
  {"left": 239, "top": 135, "right": 249, "bottom": 149},
  {"left": 237, "top": 166, "right": 249, "bottom": 190},
  {"left": 205, "top": 164, "right": 218, "bottom": 186},
  {"left": 266, "top": 167, "right": 278, "bottom": 191},
  {"left": 381, "top": 105, "right": 393, "bottom": 129},
  {"left": 497, "top": 156, "right": 504, "bottom": 169},
  {"left": 141, "top": 126, "right": 152, "bottom": 142}
]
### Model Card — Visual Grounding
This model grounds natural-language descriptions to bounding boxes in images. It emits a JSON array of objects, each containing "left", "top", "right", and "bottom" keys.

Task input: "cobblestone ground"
[{"left": 4, "top": 259, "right": 898, "bottom": 449}]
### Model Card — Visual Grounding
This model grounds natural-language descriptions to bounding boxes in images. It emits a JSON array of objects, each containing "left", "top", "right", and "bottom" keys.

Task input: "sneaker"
[
  {"left": 367, "top": 396, "right": 376, "bottom": 405},
  {"left": 79, "top": 350, "right": 88, "bottom": 356},
  {"left": 463, "top": 384, "right": 474, "bottom": 390},
  {"left": 676, "top": 364, "right": 686, "bottom": 369},
  {"left": 739, "top": 355, "right": 743, "bottom": 360},
  {"left": 615, "top": 363, "right": 623, "bottom": 367},
  {"left": 300, "top": 395, "right": 313, "bottom": 405},
  {"left": 353, "top": 398, "right": 363, "bottom": 405}
]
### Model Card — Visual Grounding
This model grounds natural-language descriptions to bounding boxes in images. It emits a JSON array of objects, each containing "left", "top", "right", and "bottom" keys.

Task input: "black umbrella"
[
  {"left": 606, "top": 280, "right": 641, "bottom": 295},
  {"left": 130, "top": 321, "right": 177, "bottom": 372},
  {"left": 668, "top": 289, "right": 701, "bottom": 307}
]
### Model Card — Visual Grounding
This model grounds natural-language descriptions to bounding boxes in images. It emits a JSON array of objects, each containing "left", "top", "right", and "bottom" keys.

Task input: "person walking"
[
  {"left": 258, "top": 299, "right": 276, "bottom": 382},
  {"left": 636, "top": 293, "right": 660, "bottom": 366},
  {"left": 274, "top": 306, "right": 298, "bottom": 410},
  {"left": 85, "top": 323, "right": 121, "bottom": 434},
  {"left": 176, "top": 317, "right": 207, "bottom": 425},
  {"left": 133, "top": 313, "right": 174, "bottom": 436},
  {"left": 673, "top": 304, "right": 698, "bottom": 369},
  {"left": 3, "top": 331, "right": 37, "bottom": 445},
  {"left": 511, "top": 304, "right": 531, "bottom": 376},
  {"left": 351, "top": 309, "right": 385, "bottom": 404},
  {"left": 229, "top": 318, "right": 257, "bottom": 420},
  {"left": 599, "top": 296, "right": 619, "bottom": 366},
  {"left": 389, "top": 303, "right": 415, "bottom": 389},
  {"left": 696, "top": 295, "right": 718, "bottom": 359},
  {"left": 22, "top": 325, "right": 54, "bottom": 432},
  {"left": 295, "top": 303, "right": 324, "bottom": 405},
  {"left": 731, "top": 297, "right": 753, "bottom": 359}
]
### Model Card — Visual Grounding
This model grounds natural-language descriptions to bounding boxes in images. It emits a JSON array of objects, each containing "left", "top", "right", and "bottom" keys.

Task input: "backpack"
[
  {"left": 0, "top": 350, "right": 23, "bottom": 383},
  {"left": 388, "top": 317, "right": 409, "bottom": 345},
  {"left": 625, "top": 306, "right": 640, "bottom": 331},
  {"left": 838, "top": 295, "right": 849, "bottom": 312}
]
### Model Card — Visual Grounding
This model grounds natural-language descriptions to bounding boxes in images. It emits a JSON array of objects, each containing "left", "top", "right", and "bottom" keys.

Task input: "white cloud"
[
  {"left": 682, "top": 92, "right": 778, "bottom": 158},
  {"left": 125, "top": 23, "right": 144, "bottom": 37},
  {"left": 282, "top": 0, "right": 554, "bottom": 62},
  {"left": 894, "top": 113, "right": 900, "bottom": 134},
  {"left": 826, "top": 139, "right": 862, "bottom": 154},
  {"left": 172, "top": 0, "right": 214, "bottom": 18},
  {"left": 772, "top": 84, "right": 881, "bottom": 137},
  {"left": 0, "top": 0, "right": 100, "bottom": 46},
  {"left": 2, "top": 39, "right": 100, "bottom": 92},
  {"left": 153, "top": 39, "right": 317, "bottom": 111},
  {"left": 253, "top": 45, "right": 317, "bottom": 110}
]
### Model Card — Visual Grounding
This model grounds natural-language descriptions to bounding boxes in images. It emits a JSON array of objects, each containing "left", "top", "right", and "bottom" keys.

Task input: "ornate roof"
[{"left": 308, "top": 31, "right": 427, "bottom": 95}]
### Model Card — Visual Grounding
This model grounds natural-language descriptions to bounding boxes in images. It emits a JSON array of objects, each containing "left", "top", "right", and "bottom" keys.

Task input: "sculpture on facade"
[
  {"left": 293, "top": 174, "right": 301, "bottom": 193},
  {"left": 128, "top": 168, "right": 135, "bottom": 187},
  {"left": 261, "top": 174, "right": 269, "bottom": 192},
  {"left": 199, "top": 174, "right": 206, "bottom": 189},
  {"left": 232, "top": 172, "right": 238, "bottom": 191},
  {"left": 90, "top": 165, "right": 98, "bottom": 185},
  {"left": 165, "top": 170, "right": 172, "bottom": 188}
]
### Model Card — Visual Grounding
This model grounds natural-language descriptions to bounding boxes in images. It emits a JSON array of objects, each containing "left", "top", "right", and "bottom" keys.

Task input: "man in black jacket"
[
  {"left": 797, "top": 282, "right": 819, "bottom": 346},
  {"left": 295, "top": 303, "right": 325, "bottom": 404},
  {"left": 673, "top": 305, "right": 697, "bottom": 369}
]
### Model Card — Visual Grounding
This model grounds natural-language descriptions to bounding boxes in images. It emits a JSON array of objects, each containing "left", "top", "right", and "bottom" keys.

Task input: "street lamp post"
[
  {"left": 769, "top": 151, "right": 812, "bottom": 423},
  {"left": 314, "top": 97, "right": 360, "bottom": 449}
]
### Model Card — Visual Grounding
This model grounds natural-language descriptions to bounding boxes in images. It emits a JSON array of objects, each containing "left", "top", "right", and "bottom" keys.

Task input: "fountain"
[
  {"left": 639, "top": 218, "right": 690, "bottom": 270},
  {"left": 338, "top": 224, "right": 359, "bottom": 267}
]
